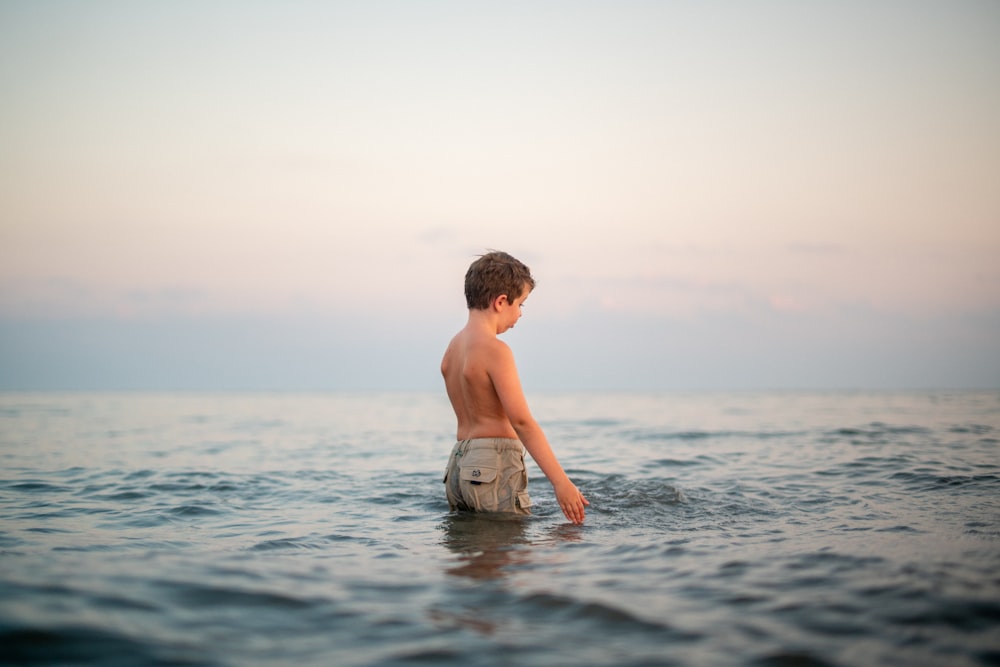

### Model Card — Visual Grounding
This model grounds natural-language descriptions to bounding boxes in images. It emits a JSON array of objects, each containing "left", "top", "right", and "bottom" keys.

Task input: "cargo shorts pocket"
[
  {"left": 458, "top": 463, "right": 498, "bottom": 510},
  {"left": 459, "top": 465, "right": 497, "bottom": 486}
]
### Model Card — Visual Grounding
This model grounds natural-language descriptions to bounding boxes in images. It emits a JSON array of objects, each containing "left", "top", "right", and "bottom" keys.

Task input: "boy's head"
[{"left": 465, "top": 251, "right": 535, "bottom": 310}]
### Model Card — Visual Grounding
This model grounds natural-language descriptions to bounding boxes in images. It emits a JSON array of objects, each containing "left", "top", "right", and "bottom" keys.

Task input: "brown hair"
[{"left": 464, "top": 251, "right": 535, "bottom": 310}]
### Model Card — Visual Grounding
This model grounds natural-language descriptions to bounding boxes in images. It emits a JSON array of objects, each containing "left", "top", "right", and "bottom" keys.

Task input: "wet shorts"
[{"left": 443, "top": 438, "right": 532, "bottom": 515}]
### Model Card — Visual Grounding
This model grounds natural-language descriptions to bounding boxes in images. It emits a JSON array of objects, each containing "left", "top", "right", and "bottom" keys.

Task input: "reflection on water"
[
  {"left": 440, "top": 512, "right": 588, "bottom": 581},
  {"left": 440, "top": 512, "right": 531, "bottom": 580}
]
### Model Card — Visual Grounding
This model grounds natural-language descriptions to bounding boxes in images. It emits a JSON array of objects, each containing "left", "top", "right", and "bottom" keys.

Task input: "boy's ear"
[{"left": 492, "top": 294, "right": 509, "bottom": 311}]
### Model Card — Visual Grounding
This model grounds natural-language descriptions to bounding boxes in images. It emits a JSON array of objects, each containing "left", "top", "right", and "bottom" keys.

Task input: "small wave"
[
  {"left": 52, "top": 544, "right": 118, "bottom": 552},
  {"left": 251, "top": 537, "right": 323, "bottom": 551},
  {"left": 888, "top": 471, "right": 1000, "bottom": 492},
  {"left": 99, "top": 490, "right": 151, "bottom": 501},
  {"left": 824, "top": 422, "right": 933, "bottom": 443},
  {"left": 115, "top": 511, "right": 175, "bottom": 529},
  {"left": 652, "top": 455, "right": 722, "bottom": 468},
  {"left": 627, "top": 428, "right": 804, "bottom": 442},
  {"left": 4, "top": 481, "right": 69, "bottom": 493},
  {"left": 169, "top": 504, "right": 222, "bottom": 517},
  {"left": 25, "top": 526, "right": 72, "bottom": 534},
  {"left": 507, "top": 591, "right": 695, "bottom": 638},
  {"left": 19, "top": 506, "right": 114, "bottom": 520},
  {"left": 814, "top": 454, "right": 919, "bottom": 480},
  {"left": 155, "top": 579, "right": 319, "bottom": 611},
  {"left": 949, "top": 423, "right": 994, "bottom": 435},
  {"left": 874, "top": 524, "right": 924, "bottom": 534},
  {"left": 323, "top": 533, "right": 383, "bottom": 548}
]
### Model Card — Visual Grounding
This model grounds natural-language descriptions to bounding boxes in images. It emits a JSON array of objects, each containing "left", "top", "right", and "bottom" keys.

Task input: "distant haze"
[{"left": 2, "top": 1, "right": 998, "bottom": 390}]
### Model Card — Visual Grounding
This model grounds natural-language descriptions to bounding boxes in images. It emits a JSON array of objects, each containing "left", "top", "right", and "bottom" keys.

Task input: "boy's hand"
[{"left": 554, "top": 481, "right": 590, "bottom": 524}]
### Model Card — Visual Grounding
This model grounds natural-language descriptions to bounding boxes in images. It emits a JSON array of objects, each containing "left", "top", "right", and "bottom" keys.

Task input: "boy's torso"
[{"left": 442, "top": 327, "right": 517, "bottom": 441}]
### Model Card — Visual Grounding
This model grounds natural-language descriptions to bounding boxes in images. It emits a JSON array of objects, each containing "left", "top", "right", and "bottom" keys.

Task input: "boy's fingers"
[
  {"left": 558, "top": 487, "right": 588, "bottom": 523},
  {"left": 562, "top": 499, "right": 585, "bottom": 524}
]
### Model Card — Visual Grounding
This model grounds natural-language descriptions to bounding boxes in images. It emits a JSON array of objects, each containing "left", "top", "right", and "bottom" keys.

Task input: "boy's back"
[{"left": 442, "top": 322, "right": 520, "bottom": 442}]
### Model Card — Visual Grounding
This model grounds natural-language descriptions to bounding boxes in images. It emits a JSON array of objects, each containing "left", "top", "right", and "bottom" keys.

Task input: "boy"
[{"left": 441, "top": 251, "right": 589, "bottom": 524}]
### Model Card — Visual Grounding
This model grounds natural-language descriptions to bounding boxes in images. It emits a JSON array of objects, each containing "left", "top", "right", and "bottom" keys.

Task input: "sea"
[{"left": 1, "top": 391, "right": 998, "bottom": 667}]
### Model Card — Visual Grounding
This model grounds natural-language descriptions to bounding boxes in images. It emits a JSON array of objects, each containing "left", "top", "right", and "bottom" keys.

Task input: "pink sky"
[{"left": 1, "top": 1, "right": 998, "bottom": 389}]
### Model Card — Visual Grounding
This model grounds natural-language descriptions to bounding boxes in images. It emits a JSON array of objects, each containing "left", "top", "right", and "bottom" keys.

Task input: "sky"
[{"left": 1, "top": 0, "right": 998, "bottom": 391}]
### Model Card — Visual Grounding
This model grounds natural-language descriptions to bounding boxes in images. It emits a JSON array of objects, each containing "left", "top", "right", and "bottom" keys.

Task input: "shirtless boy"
[{"left": 441, "top": 251, "right": 589, "bottom": 524}]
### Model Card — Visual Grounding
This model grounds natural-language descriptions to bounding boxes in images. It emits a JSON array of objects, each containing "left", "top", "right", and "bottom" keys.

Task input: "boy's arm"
[{"left": 488, "top": 341, "right": 589, "bottom": 524}]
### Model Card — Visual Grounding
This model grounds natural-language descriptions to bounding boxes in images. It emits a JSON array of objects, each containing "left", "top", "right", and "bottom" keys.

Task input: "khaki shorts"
[{"left": 443, "top": 438, "right": 532, "bottom": 515}]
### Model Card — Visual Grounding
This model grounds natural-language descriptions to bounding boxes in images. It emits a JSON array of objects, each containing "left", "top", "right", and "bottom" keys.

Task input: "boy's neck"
[{"left": 466, "top": 308, "right": 500, "bottom": 336}]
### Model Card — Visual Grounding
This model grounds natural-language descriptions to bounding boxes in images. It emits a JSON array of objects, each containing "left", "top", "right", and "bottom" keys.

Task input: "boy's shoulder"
[
  {"left": 445, "top": 325, "right": 509, "bottom": 353},
  {"left": 458, "top": 327, "right": 515, "bottom": 365}
]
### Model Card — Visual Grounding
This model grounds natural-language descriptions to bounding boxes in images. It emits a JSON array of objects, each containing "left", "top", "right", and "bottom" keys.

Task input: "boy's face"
[{"left": 498, "top": 286, "right": 530, "bottom": 334}]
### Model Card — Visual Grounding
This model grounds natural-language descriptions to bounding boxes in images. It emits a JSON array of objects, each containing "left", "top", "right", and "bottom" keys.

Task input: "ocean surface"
[{"left": 1, "top": 391, "right": 998, "bottom": 666}]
